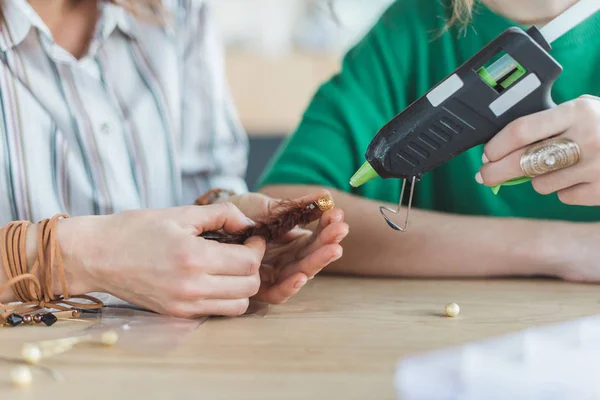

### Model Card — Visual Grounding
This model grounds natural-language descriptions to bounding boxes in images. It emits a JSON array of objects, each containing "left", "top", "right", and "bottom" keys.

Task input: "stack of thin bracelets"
[{"left": 0, "top": 214, "right": 103, "bottom": 327}]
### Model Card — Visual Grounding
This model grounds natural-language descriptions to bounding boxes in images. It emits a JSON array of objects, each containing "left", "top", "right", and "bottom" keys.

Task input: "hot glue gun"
[{"left": 349, "top": 0, "right": 600, "bottom": 232}]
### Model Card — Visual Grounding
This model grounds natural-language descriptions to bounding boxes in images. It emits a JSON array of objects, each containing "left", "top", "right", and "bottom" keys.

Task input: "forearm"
[{"left": 261, "top": 185, "right": 578, "bottom": 278}]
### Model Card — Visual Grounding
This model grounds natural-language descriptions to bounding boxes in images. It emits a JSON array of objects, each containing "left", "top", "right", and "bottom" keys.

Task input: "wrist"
[
  {"left": 547, "top": 222, "right": 597, "bottom": 281},
  {"left": 24, "top": 222, "right": 70, "bottom": 298},
  {"left": 56, "top": 215, "right": 109, "bottom": 295},
  {"left": 528, "top": 220, "right": 582, "bottom": 279},
  {"left": 25, "top": 223, "right": 39, "bottom": 273}
]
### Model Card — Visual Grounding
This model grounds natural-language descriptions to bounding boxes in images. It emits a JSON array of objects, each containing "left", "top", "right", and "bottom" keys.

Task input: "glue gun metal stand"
[{"left": 349, "top": 0, "right": 600, "bottom": 232}]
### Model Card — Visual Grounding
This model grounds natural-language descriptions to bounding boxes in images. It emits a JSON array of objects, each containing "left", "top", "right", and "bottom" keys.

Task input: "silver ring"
[{"left": 519, "top": 138, "right": 580, "bottom": 178}]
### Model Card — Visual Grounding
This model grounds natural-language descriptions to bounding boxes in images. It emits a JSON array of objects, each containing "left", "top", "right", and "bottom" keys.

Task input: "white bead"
[
  {"left": 21, "top": 344, "right": 42, "bottom": 365},
  {"left": 10, "top": 366, "right": 32, "bottom": 387},
  {"left": 445, "top": 303, "right": 460, "bottom": 317},
  {"left": 101, "top": 330, "right": 119, "bottom": 346}
]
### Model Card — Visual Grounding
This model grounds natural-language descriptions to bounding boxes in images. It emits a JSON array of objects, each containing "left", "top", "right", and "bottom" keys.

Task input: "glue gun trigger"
[
  {"left": 379, "top": 176, "right": 416, "bottom": 232},
  {"left": 380, "top": 207, "right": 404, "bottom": 231}
]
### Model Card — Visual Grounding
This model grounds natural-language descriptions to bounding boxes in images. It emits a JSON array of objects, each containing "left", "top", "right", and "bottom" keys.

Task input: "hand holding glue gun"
[{"left": 477, "top": 94, "right": 600, "bottom": 206}]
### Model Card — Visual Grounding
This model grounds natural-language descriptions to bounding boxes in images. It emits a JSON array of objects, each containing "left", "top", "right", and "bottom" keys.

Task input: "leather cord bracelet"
[{"left": 0, "top": 214, "right": 103, "bottom": 327}]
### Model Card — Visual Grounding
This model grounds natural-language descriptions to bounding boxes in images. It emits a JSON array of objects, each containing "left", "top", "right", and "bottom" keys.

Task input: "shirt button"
[{"left": 100, "top": 122, "right": 113, "bottom": 135}]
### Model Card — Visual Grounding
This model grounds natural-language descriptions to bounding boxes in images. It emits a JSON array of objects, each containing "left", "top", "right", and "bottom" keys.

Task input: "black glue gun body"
[{"left": 351, "top": 27, "right": 562, "bottom": 187}]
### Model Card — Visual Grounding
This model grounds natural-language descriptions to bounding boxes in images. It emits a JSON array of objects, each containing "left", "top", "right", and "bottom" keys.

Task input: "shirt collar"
[
  {"left": 0, "top": 0, "right": 47, "bottom": 52},
  {"left": 99, "top": 2, "right": 138, "bottom": 41},
  {"left": 0, "top": 0, "right": 139, "bottom": 53}
]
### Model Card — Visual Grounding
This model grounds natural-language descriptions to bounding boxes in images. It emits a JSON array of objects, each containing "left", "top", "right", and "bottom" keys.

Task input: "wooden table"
[{"left": 1, "top": 276, "right": 599, "bottom": 400}]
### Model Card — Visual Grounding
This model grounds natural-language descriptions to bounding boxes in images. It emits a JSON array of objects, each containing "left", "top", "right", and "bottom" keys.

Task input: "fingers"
[
  {"left": 203, "top": 273, "right": 261, "bottom": 299},
  {"left": 556, "top": 183, "right": 600, "bottom": 206},
  {"left": 256, "top": 240, "right": 343, "bottom": 305},
  {"left": 254, "top": 272, "right": 308, "bottom": 305},
  {"left": 168, "top": 298, "right": 251, "bottom": 318},
  {"left": 167, "top": 271, "right": 261, "bottom": 317},
  {"left": 180, "top": 203, "right": 255, "bottom": 234},
  {"left": 243, "top": 235, "right": 267, "bottom": 260},
  {"left": 295, "top": 208, "right": 346, "bottom": 262},
  {"left": 171, "top": 270, "right": 260, "bottom": 300},
  {"left": 229, "top": 193, "right": 273, "bottom": 221},
  {"left": 299, "top": 218, "right": 348, "bottom": 260},
  {"left": 477, "top": 147, "right": 527, "bottom": 186},
  {"left": 529, "top": 162, "right": 591, "bottom": 195},
  {"left": 481, "top": 96, "right": 600, "bottom": 187},
  {"left": 479, "top": 125, "right": 596, "bottom": 191},
  {"left": 279, "top": 243, "right": 342, "bottom": 283},
  {"left": 199, "top": 236, "right": 266, "bottom": 276},
  {"left": 478, "top": 146, "right": 588, "bottom": 193},
  {"left": 313, "top": 208, "right": 344, "bottom": 236},
  {"left": 483, "top": 101, "right": 577, "bottom": 162}
]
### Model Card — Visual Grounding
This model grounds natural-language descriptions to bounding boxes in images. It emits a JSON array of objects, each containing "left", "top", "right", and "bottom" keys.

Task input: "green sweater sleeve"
[{"left": 258, "top": 1, "right": 435, "bottom": 193}]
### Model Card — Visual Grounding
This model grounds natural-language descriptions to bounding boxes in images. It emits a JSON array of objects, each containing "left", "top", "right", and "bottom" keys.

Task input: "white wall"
[{"left": 208, "top": 0, "right": 395, "bottom": 55}]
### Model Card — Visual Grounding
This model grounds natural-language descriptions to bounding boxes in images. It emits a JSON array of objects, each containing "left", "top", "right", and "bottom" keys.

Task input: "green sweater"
[{"left": 259, "top": 0, "right": 600, "bottom": 221}]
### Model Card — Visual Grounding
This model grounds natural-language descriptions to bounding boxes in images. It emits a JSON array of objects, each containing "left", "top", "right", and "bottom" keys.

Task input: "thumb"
[{"left": 185, "top": 203, "right": 255, "bottom": 234}]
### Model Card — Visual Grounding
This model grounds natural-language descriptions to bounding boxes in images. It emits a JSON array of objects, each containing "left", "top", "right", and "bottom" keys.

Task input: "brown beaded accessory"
[
  {"left": 0, "top": 214, "right": 103, "bottom": 327},
  {"left": 198, "top": 194, "right": 336, "bottom": 245}
]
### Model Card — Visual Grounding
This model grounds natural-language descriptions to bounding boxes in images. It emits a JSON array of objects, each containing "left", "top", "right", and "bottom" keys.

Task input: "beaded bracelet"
[{"left": 3, "top": 310, "right": 81, "bottom": 327}]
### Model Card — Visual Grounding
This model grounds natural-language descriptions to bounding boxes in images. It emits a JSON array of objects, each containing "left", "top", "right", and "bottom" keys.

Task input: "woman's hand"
[
  {"left": 57, "top": 204, "right": 266, "bottom": 318},
  {"left": 228, "top": 190, "right": 349, "bottom": 304},
  {"left": 477, "top": 95, "right": 600, "bottom": 205}
]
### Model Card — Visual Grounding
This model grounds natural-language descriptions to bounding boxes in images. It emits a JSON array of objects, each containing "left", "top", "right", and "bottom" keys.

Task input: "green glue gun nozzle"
[
  {"left": 350, "top": 161, "right": 379, "bottom": 188},
  {"left": 489, "top": 176, "right": 532, "bottom": 195}
]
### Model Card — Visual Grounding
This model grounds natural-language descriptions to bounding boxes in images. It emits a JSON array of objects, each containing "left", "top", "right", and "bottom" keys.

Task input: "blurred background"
[{"left": 208, "top": 0, "right": 394, "bottom": 189}]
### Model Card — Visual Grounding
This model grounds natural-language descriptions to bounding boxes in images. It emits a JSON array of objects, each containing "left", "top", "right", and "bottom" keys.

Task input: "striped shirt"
[{"left": 0, "top": 0, "right": 248, "bottom": 225}]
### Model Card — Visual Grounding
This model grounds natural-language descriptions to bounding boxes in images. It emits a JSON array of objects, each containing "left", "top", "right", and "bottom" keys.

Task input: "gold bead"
[
  {"left": 10, "top": 365, "right": 32, "bottom": 387},
  {"left": 316, "top": 194, "right": 335, "bottom": 212},
  {"left": 445, "top": 303, "right": 460, "bottom": 318},
  {"left": 21, "top": 344, "right": 42, "bottom": 365},
  {"left": 100, "top": 330, "right": 119, "bottom": 346}
]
